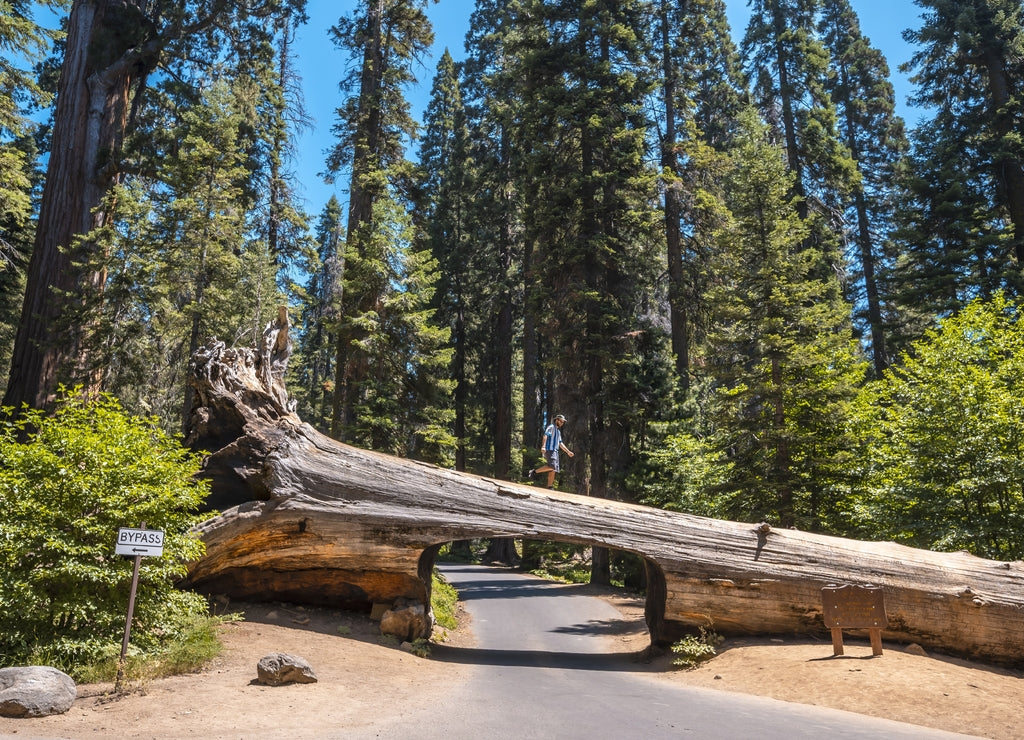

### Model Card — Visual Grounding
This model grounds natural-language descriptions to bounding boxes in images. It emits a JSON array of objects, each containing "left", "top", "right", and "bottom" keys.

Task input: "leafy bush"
[
  {"left": 670, "top": 624, "right": 723, "bottom": 669},
  {"left": 0, "top": 392, "right": 211, "bottom": 677},
  {"left": 408, "top": 638, "right": 432, "bottom": 658},
  {"left": 848, "top": 294, "right": 1024, "bottom": 559}
]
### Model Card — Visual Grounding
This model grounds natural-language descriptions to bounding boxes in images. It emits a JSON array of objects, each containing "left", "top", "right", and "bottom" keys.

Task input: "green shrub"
[
  {"left": 408, "top": 638, "right": 431, "bottom": 658},
  {"left": 0, "top": 391, "right": 211, "bottom": 678},
  {"left": 670, "top": 624, "right": 723, "bottom": 669},
  {"left": 431, "top": 569, "right": 459, "bottom": 631}
]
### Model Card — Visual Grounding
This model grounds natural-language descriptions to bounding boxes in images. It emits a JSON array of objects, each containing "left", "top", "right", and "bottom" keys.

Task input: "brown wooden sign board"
[{"left": 822, "top": 584, "right": 887, "bottom": 656}]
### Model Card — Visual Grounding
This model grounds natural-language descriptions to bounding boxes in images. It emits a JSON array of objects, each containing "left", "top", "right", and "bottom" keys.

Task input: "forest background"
[
  {"left": 292, "top": 0, "right": 923, "bottom": 216},
  {"left": 1, "top": 0, "right": 1023, "bottom": 591}
]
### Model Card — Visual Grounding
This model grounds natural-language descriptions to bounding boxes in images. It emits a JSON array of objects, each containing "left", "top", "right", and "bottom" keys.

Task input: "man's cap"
[{"left": 554, "top": 414, "right": 566, "bottom": 421}]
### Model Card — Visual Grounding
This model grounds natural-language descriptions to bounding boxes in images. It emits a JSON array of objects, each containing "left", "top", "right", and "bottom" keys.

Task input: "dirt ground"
[{"left": 1, "top": 587, "right": 1022, "bottom": 740}]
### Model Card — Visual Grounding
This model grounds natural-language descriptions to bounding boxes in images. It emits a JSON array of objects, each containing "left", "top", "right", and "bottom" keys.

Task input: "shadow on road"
[{"left": 429, "top": 644, "right": 660, "bottom": 672}]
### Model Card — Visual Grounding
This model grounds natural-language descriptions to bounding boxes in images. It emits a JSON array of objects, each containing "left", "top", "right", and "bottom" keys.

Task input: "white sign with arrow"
[{"left": 115, "top": 527, "right": 164, "bottom": 557}]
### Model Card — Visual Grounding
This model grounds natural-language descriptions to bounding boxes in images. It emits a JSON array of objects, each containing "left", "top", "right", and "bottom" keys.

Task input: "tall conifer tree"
[
  {"left": 327, "top": 0, "right": 453, "bottom": 460},
  {"left": 704, "top": 109, "right": 866, "bottom": 529},
  {"left": 894, "top": 0, "right": 1024, "bottom": 307},
  {"left": 656, "top": 0, "right": 745, "bottom": 393},
  {"left": 326, "top": 0, "right": 432, "bottom": 441},
  {"left": 417, "top": 50, "right": 481, "bottom": 472},
  {"left": 458, "top": 0, "right": 530, "bottom": 563},
  {"left": 742, "top": 0, "right": 858, "bottom": 271},
  {"left": 291, "top": 196, "right": 344, "bottom": 432},
  {"left": 818, "top": 0, "right": 908, "bottom": 375},
  {"left": 506, "top": 0, "right": 661, "bottom": 580}
]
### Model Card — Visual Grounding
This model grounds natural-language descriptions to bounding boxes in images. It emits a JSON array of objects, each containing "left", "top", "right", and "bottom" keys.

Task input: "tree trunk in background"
[
  {"left": 660, "top": 0, "right": 689, "bottom": 392},
  {"left": 4, "top": 0, "right": 159, "bottom": 410},
  {"left": 980, "top": 47, "right": 1024, "bottom": 266},
  {"left": 522, "top": 233, "right": 541, "bottom": 469},
  {"left": 493, "top": 129, "right": 514, "bottom": 480}
]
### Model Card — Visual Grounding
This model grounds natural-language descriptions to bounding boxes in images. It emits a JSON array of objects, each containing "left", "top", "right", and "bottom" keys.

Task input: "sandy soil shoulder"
[{"left": 1, "top": 592, "right": 1021, "bottom": 740}]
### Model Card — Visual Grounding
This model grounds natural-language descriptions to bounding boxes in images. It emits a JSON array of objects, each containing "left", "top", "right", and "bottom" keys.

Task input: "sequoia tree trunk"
[{"left": 4, "top": 0, "right": 160, "bottom": 410}]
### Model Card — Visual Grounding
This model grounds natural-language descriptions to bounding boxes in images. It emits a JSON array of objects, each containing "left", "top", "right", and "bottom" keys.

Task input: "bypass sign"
[{"left": 115, "top": 527, "right": 165, "bottom": 557}]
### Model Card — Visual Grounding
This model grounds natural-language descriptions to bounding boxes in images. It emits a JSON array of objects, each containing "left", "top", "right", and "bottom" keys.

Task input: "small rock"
[
  {"left": 0, "top": 666, "right": 76, "bottom": 718},
  {"left": 256, "top": 653, "right": 318, "bottom": 686},
  {"left": 380, "top": 598, "right": 428, "bottom": 642},
  {"left": 904, "top": 643, "right": 929, "bottom": 657}
]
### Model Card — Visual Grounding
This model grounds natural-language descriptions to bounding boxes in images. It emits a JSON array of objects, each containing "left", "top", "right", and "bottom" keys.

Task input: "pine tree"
[
  {"left": 452, "top": 0, "right": 532, "bottom": 562},
  {"left": 291, "top": 196, "right": 345, "bottom": 432},
  {"left": 741, "top": 0, "right": 858, "bottom": 272},
  {"left": 235, "top": 8, "right": 312, "bottom": 273},
  {"left": 655, "top": 0, "right": 745, "bottom": 393},
  {"left": 903, "top": 0, "right": 1024, "bottom": 270},
  {"left": 889, "top": 112, "right": 1009, "bottom": 324},
  {"left": 513, "top": 0, "right": 663, "bottom": 581},
  {"left": 325, "top": 0, "right": 435, "bottom": 443},
  {"left": 335, "top": 193, "right": 455, "bottom": 461},
  {"left": 889, "top": 0, "right": 1024, "bottom": 322},
  {"left": 460, "top": 0, "right": 536, "bottom": 488},
  {"left": 704, "top": 108, "right": 866, "bottom": 529},
  {"left": 818, "top": 0, "right": 908, "bottom": 375},
  {"left": 417, "top": 50, "right": 477, "bottom": 471}
]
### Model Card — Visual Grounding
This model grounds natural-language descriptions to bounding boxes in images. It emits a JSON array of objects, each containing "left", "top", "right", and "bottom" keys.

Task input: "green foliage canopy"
[
  {"left": 849, "top": 294, "right": 1024, "bottom": 559},
  {"left": 0, "top": 392, "right": 210, "bottom": 672}
]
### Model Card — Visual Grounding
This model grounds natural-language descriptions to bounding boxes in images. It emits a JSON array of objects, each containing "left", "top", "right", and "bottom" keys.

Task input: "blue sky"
[{"left": 291, "top": 0, "right": 926, "bottom": 217}]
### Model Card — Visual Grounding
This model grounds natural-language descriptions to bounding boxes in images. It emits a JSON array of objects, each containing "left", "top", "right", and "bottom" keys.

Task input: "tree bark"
[
  {"left": 184, "top": 322, "right": 1024, "bottom": 667},
  {"left": 4, "top": 0, "right": 159, "bottom": 410},
  {"left": 659, "top": 0, "right": 690, "bottom": 392}
]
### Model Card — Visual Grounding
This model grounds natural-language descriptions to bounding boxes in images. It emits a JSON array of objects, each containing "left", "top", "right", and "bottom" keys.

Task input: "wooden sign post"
[
  {"left": 114, "top": 524, "right": 164, "bottom": 690},
  {"left": 821, "top": 584, "right": 887, "bottom": 656}
]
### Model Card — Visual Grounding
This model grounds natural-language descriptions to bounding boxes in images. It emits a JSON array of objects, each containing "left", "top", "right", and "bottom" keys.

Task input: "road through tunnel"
[{"left": 416, "top": 540, "right": 674, "bottom": 653}]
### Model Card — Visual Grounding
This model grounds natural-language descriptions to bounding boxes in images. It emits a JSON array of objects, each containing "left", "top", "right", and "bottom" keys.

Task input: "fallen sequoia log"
[{"left": 183, "top": 312, "right": 1024, "bottom": 665}]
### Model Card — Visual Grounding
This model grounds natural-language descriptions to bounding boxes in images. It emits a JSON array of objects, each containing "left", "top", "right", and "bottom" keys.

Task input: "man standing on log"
[{"left": 529, "top": 414, "right": 574, "bottom": 489}]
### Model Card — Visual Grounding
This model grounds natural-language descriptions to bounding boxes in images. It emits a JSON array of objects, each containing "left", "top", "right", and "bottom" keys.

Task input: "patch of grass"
[
  {"left": 431, "top": 569, "right": 459, "bottom": 630},
  {"left": 409, "top": 638, "right": 432, "bottom": 657},
  {"left": 529, "top": 564, "right": 591, "bottom": 584},
  {"left": 73, "top": 613, "right": 237, "bottom": 684}
]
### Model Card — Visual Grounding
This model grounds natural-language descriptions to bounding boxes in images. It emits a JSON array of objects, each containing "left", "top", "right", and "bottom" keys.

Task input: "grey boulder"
[
  {"left": 256, "top": 652, "right": 318, "bottom": 686},
  {"left": 0, "top": 666, "right": 76, "bottom": 717}
]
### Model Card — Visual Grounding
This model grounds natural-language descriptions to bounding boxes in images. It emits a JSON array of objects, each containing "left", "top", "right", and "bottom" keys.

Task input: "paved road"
[{"left": 356, "top": 563, "right": 978, "bottom": 740}]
